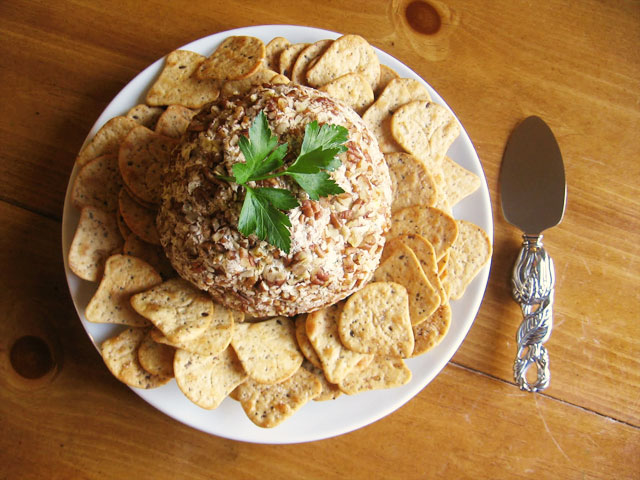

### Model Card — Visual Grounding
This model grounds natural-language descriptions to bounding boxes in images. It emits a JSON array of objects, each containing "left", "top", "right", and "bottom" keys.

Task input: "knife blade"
[{"left": 500, "top": 116, "right": 566, "bottom": 392}]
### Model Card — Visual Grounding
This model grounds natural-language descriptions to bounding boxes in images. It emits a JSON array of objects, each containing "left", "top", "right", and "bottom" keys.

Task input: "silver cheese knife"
[{"left": 500, "top": 116, "right": 566, "bottom": 392}]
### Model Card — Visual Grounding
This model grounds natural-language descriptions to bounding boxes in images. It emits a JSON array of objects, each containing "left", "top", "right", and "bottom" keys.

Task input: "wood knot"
[{"left": 405, "top": 1, "right": 442, "bottom": 35}]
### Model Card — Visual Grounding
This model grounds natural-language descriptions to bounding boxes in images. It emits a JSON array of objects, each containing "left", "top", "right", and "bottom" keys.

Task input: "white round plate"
[{"left": 62, "top": 25, "right": 493, "bottom": 444}]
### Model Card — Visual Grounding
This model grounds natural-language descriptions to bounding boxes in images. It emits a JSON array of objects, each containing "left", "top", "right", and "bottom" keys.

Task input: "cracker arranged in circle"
[
  {"left": 118, "top": 125, "right": 178, "bottom": 206},
  {"left": 118, "top": 188, "right": 160, "bottom": 245},
  {"left": 86, "top": 254, "right": 162, "bottom": 326},
  {"left": 306, "top": 34, "right": 380, "bottom": 90},
  {"left": 76, "top": 116, "right": 140, "bottom": 168},
  {"left": 264, "top": 36, "right": 291, "bottom": 71},
  {"left": 196, "top": 36, "right": 265, "bottom": 81},
  {"left": 116, "top": 209, "right": 132, "bottom": 239},
  {"left": 439, "top": 156, "right": 481, "bottom": 207},
  {"left": 442, "top": 220, "right": 492, "bottom": 300},
  {"left": 146, "top": 50, "right": 221, "bottom": 109},
  {"left": 278, "top": 42, "right": 309, "bottom": 78},
  {"left": 362, "top": 78, "right": 431, "bottom": 153},
  {"left": 234, "top": 366, "right": 322, "bottom": 428},
  {"left": 388, "top": 205, "right": 458, "bottom": 260},
  {"left": 373, "top": 243, "right": 440, "bottom": 325},
  {"left": 301, "top": 360, "right": 342, "bottom": 401},
  {"left": 173, "top": 346, "right": 248, "bottom": 410},
  {"left": 126, "top": 104, "right": 164, "bottom": 129},
  {"left": 319, "top": 72, "right": 374, "bottom": 115},
  {"left": 123, "top": 234, "right": 175, "bottom": 280},
  {"left": 130, "top": 277, "right": 214, "bottom": 344},
  {"left": 412, "top": 303, "right": 451, "bottom": 357},
  {"left": 154, "top": 105, "right": 196, "bottom": 138},
  {"left": 221, "top": 68, "right": 284, "bottom": 98},
  {"left": 339, "top": 356, "right": 412, "bottom": 395},
  {"left": 101, "top": 327, "right": 171, "bottom": 389},
  {"left": 385, "top": 152, "right": 437, "bottom": 212},
  {"left": 138, "top": 330, "right": 175, "bottom": 377},
  {"left": 391, "top": 100, "right": 460, "bottom": 166},
  {"left": 231, "top": 317, "right": 303, "bottom": 384},
  {"left": 295, "top": 315, "right": 322, "bottom": 369},
  {"left": 69, "top": 206, "right": 123, "bottom": 282},
  {"left": 339, "top": 282, "right": 414, "bottom": 357},
  {"left": 374, "top": 64, "right": 399, "bottom": 97},
  {"left": 71, "top": 154, "right": 123, "bottom": 213},
  {"left": 291, "top": 39, "right": 333, "bottom": 85},
  {"left": 306, "top": 303, "right": 373, "bottom": 384}
]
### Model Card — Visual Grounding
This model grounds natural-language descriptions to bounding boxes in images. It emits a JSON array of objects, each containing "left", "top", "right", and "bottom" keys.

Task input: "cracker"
[
  {"left": 196, "top": 36, "right": 265, "bottom": 81},
  {"left": 411, "top": 303, "right": 451, "bottom": 357},
  {"left": 221, "top": 68, "right": 283, "bottom": 97},
  {"left": 306, "top": 303, "right": 373, "bottom": 384},
  {"left": 439, "top": 156, "right": 481, "bottom": 207},
  {"left": 118, "top": 188, "right": 160, "bottom": 245},
  {"left": 388, "top": 205, "right": 458, "bottom": 260},
  {"left": 373, "top": 243, "right": 440, "bottom": 325},
  {"left": 301, "top": 360, "right": 342, "bottom": 401},
  {"left": 173, "top": 346, "right": 247, "bottom": 410},
  {"left": 101, "top": 327, "right": 171, "bottom": 389},
  {"left": 278, "top": 42, "right": 309, "bottom": 78},
  {"left": 374, "top": 64, "right": 399, "bottom": 97},
  {"left": 295, "top": 315, "right": 322, "bottom": 369},
  {"left": 116, "top": 209, "right": 132, "bottom": 239},
  {"left": 118, "top": 125, "right": 178, "bottom": 206},
  {"left": 123, "top": 234, "right": 175, "bottom": 280},
  {"left": 85, "top": 254, "right": 162, "bottom": 326},
  {"left": 291, "top": 39, "right": 332, "bottom": 85},
  {"left": 362, "top": 78, "right": 431, "bottom": 153},
  {"left": 234, "top": 366, "right": 322, "bottom": 428},
  {"left": 231, "top": 317, "right": 303, "bottom": 384},
  {"left": 319, "top": 72, "right": 374, "bottom": 115},
  {"left": 76, "top": 116, "right": 139, "bottom": 168},
  {"left": 339, "top": 282, "right": 414, "bottom": 357},
  {"left": 384, "top": 152, "right": 437, "bottom": 212},
  {"left": 71, "top": 154, "right": 122, "bottom": 213},
  {"left": 391, "top": 100, "right": 460, "bottom": 166},
  {"left": 339, "top": 356, "right": 412, "bottom": 395},
  {"left": 126, "top": 104, "right": 164, "bottom": 129},
  {"left": 442, "top": 220, "right": 492, "bottom": 299},
  {"left": 264, "top": 36, "right": 291, "bottom": 71},
  {"left": 306, "top": 34, "right": 380, "bottom": 90},
  {"left": 138, "top": 330, "right": 175, "bottom": 377},
  {"left": 69, "top": 206, "right": 123, "bottom": 282},
  {"left": 154, "top": 105, "right": 196, "bottom": 138},
  {"left": 130, "top": 277, "right": 214, "bottom": 344},
  {"left": 146, "top": 50, "right": 221, "bottom": 108}
]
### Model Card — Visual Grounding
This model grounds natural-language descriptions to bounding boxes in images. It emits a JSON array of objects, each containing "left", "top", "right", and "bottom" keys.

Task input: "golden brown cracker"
[
  {"left": 339, "top": 356, "right": 412, "bottom": 395},
  {"left": 319, "top": 72, "right": 374, "bottom": 114},
  {"left": 295, "top": 315, "right": 322, "bottom": 369},
  {"left": 118, "top": 188, "right": 160, "bottom": 245},
  {"left": 374, "top": 64, "right": 399, "bottom": 97},
  {"left": 76, "top": 116, "right": 139, "bottom": 168},
  {"left": 411, "top": 303, "right": 451, "bottom": 357},
  {"left": 196, "top": 36, "right": 265, "bottom": 81},
  {"left": 384, "top": 152, "right": 437, "bottom": 213},
  {"left": 264, "top": 36, "right": 291, "bottom": 71},
  {"left": 278, "top": 42, "right": 309, "bottom": 78},
  {"left": 138, "top": 330, "right": 175, "bottom": 377},
  {"left": 71, "top": 154, "right": 122, "bottom": 213},
  {"left": 154, "top": 105, "right": 196, "bottom": 138},
  {"left": 301, "top": 360, "right": 342, "bottom": 401},
  {"left": 439, "top": 156, "right": 481, "bottom": 207},
  {"left": 291, "top": 39, "right": 333, "bottom": 85},
  {"left": 126, "top": 104, "right": 164, "bottom": 129},
  {"left": 221, "top": 68, "right": 282, "bottom": 97}
]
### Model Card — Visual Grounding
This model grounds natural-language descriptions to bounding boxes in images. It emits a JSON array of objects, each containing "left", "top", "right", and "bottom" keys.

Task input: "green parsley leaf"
[
  {"left": 238, "top": 187, "right": 293, "bottom": 253},
  {"left": 286, "top": 171, "right": 344, "bottom": 201},
  {"left": 300, "top": 121, "right": 349, "bottom": 157}
]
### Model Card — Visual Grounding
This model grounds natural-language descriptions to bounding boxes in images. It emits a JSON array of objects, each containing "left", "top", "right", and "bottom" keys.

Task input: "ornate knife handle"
[{"left": 511, "top": 235, "right": 555, "bottom": 392}]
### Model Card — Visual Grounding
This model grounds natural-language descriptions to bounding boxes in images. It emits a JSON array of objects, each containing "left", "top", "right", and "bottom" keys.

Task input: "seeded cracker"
[
  {"left": 174, "top": 347, "right": 248, "bottom": 409},
  {"left": 295, "top": 316, "right": 322, "bottom": 369},
  {"left": 76, "top": 116, "right": 139, "bottom": 168},
  {"left": 146, "top": 50, "right": 220, "bottom": 109},
  {"left": 384, "top": 152, "right": 437, "bottom": 212},
  {"left": 231, "top": 317, "right": 303, "bottom": 384},
  {"left": 339, "top": 356, "right": 412, "bottom": 395},
  {"left": 442, "top": 220, "right": 492, "bottom": 300},
  {"left": 196, "top": 36, "right": 265, "bottom": 81},
  {"left": 118, "top": 125, "right": 178, "bottom": 206},
  {"left": 362, "top": 78, "right": 431, "bottom": 153},
  {"left": 374, "top": 64, "right": 399, "bottom": 97},
  {"left": 221, "top": 69, "right": 284, "bottom": 97},
  {"left": 306, "top": 34, "right": 380, "bottom": 90},
  {"left": 373, "top": 243, "right": 440, "bottom": 325},
  {"left": 306, "top": 303, "right": 373, "bottom": 384},
  {"left": 118, "top": 188, "right": 160, "bottom": 245},
  {"left": 71, "top": 154, "right": 122, "bottom": 213},
  {"left": 439, "top": 156, "right": 481, "bottom": 207},
  {"left": 234, "top": 366, "right": 322, "bottom": 428},
  {"left": 138, "top": 330, "right": 175, "bottom": 377},
  {"left": 411, "top": 303, "right": 451, "bottom": 357},
  {"left": 69, "top": 206, "right": 123, "bottom": 282},
  {"left": 291, "top": 39, "right": 333, "bottom": 85},
  {"left": 301, "top": 360, "right": 342, "bottom": 401},
  {"left": 319, "top": 72, "right": 374, "bottom": 115},
  {"left": 388, "top": 205, "right": 458, "bottom": 261},
  {"left": 154, "top": 105, "right": 196, "bottom": 138},
  {"left": 339, "top": 282, "right": 414, "bottom": 357},
  {"left": 126, "top": 104, "right": 164, "bottom": 129},
  {"left": 101, "top": 327, "right": 171, "bottom": 389},
  {"left": 85, "top": 254, "right": 162, "bottom": 326},
  {"left": 278, "top": 43, "right": 309, "bottom": 78},
  {"left": 130, "top": 277, "right": 214, "bottom": 344},
  {"left": 264, "top": 36, "right": 291, "bottom": 71}
]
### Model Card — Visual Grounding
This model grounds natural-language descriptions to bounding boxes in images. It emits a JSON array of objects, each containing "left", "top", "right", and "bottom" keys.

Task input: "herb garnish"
[{"left": 220, "top": 110, "right": 348, "bottom": 253}]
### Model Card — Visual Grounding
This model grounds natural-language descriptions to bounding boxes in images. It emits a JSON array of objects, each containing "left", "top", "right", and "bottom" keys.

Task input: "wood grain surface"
[{"left": 1, "top": 0, "right": 638, "bottom": 478}]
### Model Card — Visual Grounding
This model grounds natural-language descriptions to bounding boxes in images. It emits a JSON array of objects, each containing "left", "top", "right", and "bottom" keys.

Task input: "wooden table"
[{"left": 1, "top": 1, "right": 638, "bottom": 478}]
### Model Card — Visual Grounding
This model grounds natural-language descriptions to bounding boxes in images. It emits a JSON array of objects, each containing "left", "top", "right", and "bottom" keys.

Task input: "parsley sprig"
[{"left": 221, "top": 110, "right": 348, "bottom": 253}]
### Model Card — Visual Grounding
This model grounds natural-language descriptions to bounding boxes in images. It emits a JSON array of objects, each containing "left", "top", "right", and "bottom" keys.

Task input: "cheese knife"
[{"left": 500, "top": 116, "right": 566, "bottom": 392}]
